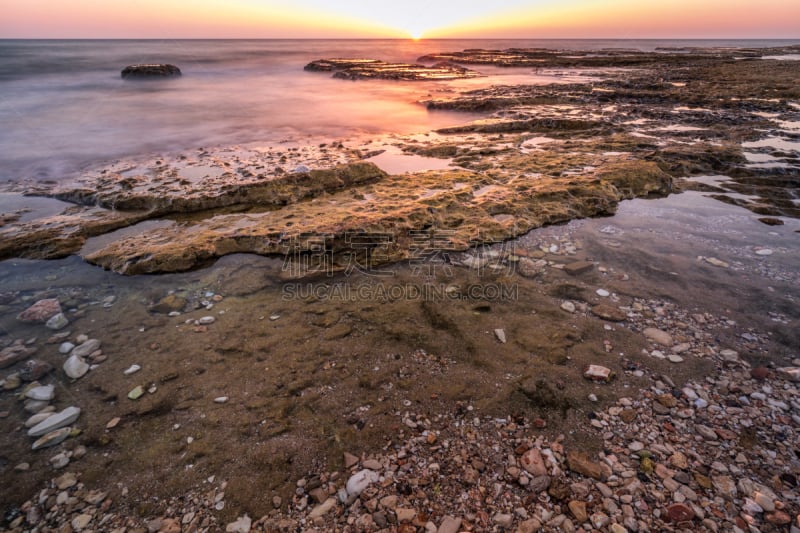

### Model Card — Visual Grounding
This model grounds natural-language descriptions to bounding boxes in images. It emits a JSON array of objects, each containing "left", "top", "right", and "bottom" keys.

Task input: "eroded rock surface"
[
  {"left": 305, "top": 58, "right": 481, "bottom": 81},
  {"left": 121, "top": 64, "right": 181, "bottom": 78}
]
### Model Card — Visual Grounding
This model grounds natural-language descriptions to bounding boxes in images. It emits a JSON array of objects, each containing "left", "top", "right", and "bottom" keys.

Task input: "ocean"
[{"left": 1, "top": 38, "right": 798, "bottom": 183}]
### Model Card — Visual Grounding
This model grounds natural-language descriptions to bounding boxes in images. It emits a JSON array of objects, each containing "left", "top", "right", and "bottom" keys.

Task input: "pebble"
[
  {"left": 71, "top": 339, "right": 101, "bottom": 358},
  {"left": 25, "top": 384, "right": 55, "bottom": 401},
  {"left": 643, "top": 327, "right": 673, "bottom": 346},
  {"left": 560, "top": 301, "right": 576, "bottom": 313},
  {"left": 63, "top": 355, "right": 89, "bottom": 379},
  {"left": 225, "top": 515, "right": 251, "bottom": 533},
  {"left": 28, "top": 406, "right": 81, "bottom": 437},
  {"left": 45, "top": 313, "right": 69, "bottom": 330},
  {"left": 214, "top": 396, "right": 229, "bottom": 404},
  {"left": 128, "top": 385, "right": 145, "bottom": 400},
  {"left": 59, "top": 342, "right": 76, "bottom": 354},
  {"left": 494, "top": 328, "right": 506, "bottom": 343},
  {"left": 596, "top": 289, "right": 610, "bottom": 297},
  {"left": 32, "top": 427, "right": 73, "bottom": 450},
  {"left": 198, "top": 316, "right": 216, "bottom": 325},
  {"left": 583, "top": 364, "right": 613, "bottom": 382},
  {"left": 123, "top": 364, "right": 141, "bottom": 376}
]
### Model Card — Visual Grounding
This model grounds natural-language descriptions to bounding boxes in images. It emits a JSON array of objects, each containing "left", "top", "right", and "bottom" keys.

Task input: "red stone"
[
  {"left": 765, "top": 511, "right": 791, "bottom": 525},
  {"left": 533, "top": 418, "right": 547, "bottom": 429},
  {"left": 16, "top": 298, "right": 62, "bottom": 323},
  {"left": 750, "top": 367, "right": 771, "bottom": 380},
  {"left": 666, "top": 503, "right": 695, "bottom": 522}
]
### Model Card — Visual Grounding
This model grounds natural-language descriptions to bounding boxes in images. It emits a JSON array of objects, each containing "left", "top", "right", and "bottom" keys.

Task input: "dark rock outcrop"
[
  {"left": 121, "top": 64, "right": 182, "bottom": 79},
  {"left": 304, "top": 58, "right": 481, "bottom": 81}
]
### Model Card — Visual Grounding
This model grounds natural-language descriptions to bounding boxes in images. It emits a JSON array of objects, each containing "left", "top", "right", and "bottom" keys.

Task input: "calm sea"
[{"left": 1, "top": 38, "right": 797, "bottom": 183}]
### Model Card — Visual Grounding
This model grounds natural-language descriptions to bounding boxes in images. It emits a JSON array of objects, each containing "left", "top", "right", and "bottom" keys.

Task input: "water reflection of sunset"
[{"left": 2, "top": 0, "right": 798, "bottom": 38}]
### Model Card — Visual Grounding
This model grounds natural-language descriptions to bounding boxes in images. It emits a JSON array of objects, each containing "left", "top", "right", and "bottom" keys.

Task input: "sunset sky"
[{"left": 2, "top": 0, "right": 799, "bottom": 39}]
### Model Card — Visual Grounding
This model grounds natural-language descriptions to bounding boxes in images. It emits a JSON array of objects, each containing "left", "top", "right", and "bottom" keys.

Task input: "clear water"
[{"left": 2, "top": 38, "right": 798, "bottom": 183}]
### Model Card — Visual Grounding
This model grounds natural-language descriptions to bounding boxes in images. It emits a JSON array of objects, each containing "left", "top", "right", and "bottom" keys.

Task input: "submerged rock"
[
  {"left": 17, "top": 298, "right": 61, "bottom": 323},
  {"left": 121, "top": 64, "right": 182, "bottom": 78}
]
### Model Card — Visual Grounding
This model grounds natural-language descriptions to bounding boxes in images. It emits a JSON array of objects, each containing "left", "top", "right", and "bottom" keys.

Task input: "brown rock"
[
  {"left": 764, "top": 510, "right": 791, "bottom": 525},
  {"left": 520, "top": 448, "right": 548, "bottom": 477},
  {"left": 694, "top": 472, "right": 713, "bottom": 489},
  {"left": 591, "top": 303, "right": 627, "bottom": 322},
  {"left": 566, "top": 451, "right": 607, "bottom": 481},
  {"left": 547, "top": 477, "right": 571, "bottom": 500},
  {"left": 750, "top": 367, "right": 771, "bottom": 380},
  {"left": 17, "top": 298, "right": 62, "bottom": 322},
  {"left": 563, "top": 261, "right": 594, "bottom": 275},
  {"left": 568, "top": 500, "right": 588, "bottom": 523},
  {"left": 0, "top": 344, "right": 36, "bottom": 369},
  {"left": 19, "top": 359, "right": 53, "bottom": 381},
  {"left": 620, "top": 409, "right": 637, "bottom": 423},
  {"left": 656, "top": 393, "right": 678, "bottom": 408},
  {"left": 665, "top": 503, "right": 695, "bottom": 522},
  {"left": 148, "top": 294, "right": 186, "bottom": 314},
  {"left": 757, "top": 217, "right": 784, "bottom": 226}
]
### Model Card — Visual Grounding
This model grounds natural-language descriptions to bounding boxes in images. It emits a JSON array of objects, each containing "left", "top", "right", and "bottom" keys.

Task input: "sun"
[{"left": 409, "top": 30, "right": 423, "bottom": 40}]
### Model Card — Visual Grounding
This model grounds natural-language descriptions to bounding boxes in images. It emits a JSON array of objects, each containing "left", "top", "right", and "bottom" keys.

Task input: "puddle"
[
  {"left": 0, "top": 193, "right": 74, "bottom": 223},
  {"left": 366, "top": 146, "right": 453, "bottom": 175},
  {"left": 742, "top": 137, "right": 800, "bottom": 151},
  {"left": 761, "top": 55, "right": 800, "bottom": 61},
  {"left": 79, "top": 219, "right": 177, "bottom": 256},
  {"left": 744, "top": 152, "right": 784, "bottom": 163},
  {"left": 673, "top": 106, "right": 713, "bottom": 113},
  {"left": 520, "top": 136, "right": 555, "bottom": 151},
  {"left": 653, "top": 124, "right": 706, "bottom": 132},
  {"left": 686, "top": 175, "right": 732, "bottom": 188},
  {"left": 177, "top": 165, "right": 227, "bottom": 181}
]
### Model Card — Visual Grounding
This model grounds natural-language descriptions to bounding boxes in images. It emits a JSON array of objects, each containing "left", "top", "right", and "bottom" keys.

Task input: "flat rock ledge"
[
  {"left": 304, "top": 58, "right": 482, "bottom": 81},
  {"left": 121, "top": 64, "right": 182, "bottom": 79}
]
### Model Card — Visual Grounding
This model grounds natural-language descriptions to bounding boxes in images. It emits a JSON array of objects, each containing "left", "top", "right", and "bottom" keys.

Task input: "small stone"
[
  {"left": 776, "top": 367, "right": 800, "bottom": 382},
  {"left": 750, "top": 367, "right": 771, "bottom": 380},
  {"left": 667, "top": 354, "right": 684, "bottom": 363},
  {"left": 25, "top": 384, "right": 55, "bottom": 401},
  {"left": 567, "top": 451, "right": 607, "bottom": 481},
  {"left": 14, "top": 462, "right": 30, "bottom": 472},
  {"left": 362, "top": 458, "right": 382, "bottom": 471},
  {"left": 128, "top": 385, "right": 145, "bottom": 400},
  {"left": 343, "top": 452, "right": 359, "bottom": 469},
  {"left": 520, "top": 448, "right": 548, "bottom": 477},
  {"left": 63, "top": 355, "right": 89, "bottom": 379},
  {"left": 596, "top": 288, "right": 610, "bottom": 297},
  {"left": 643, "top": 328, "right": 673, "bottom": 346},
  {"left": 396, "top": 508, "right": 417, "bottom": 523},
  {"left": 493, "top": 513, "right": 513, "bottom": 527},
  {"left": 560, "top": 301, "right": 576, "bottom": 313},
  {"left": 32, "top": 427, "right": 72, "bottom": 450},
  {"left": 55, "top": 471, "right": 78, "bottom": 489},
  {"left": 583, "top": 364, "right": 614, "bottom": 382},
  {"left": 106, "top": 417, "right": 121, "bottom": 429},
  {"left": 568, "top": 500, "right": 588, "bottom": 523},
  {"left": 214, "top": 396, "right": 229, "bottom": 404},
  {"left": 666, "top": 503, "right": 695, "bottom": 522},
  {"left": 59, "top": 342, "right": 75, "bottom": 354},
  {"left": 225, "top": 515, "right": 251, "bottom": 533},
  {"left": 25, "top": 411, "right": 54, "bottom": 428},
  {"left": 17, "top": 299, "right": 62, "bottom": 323},
  {"left": 437, "top": 516, "right": 462, "bottom": 533},
  {"left": 494, "top": 329, "right": 506, "bottom": 343},
  {"left": 758, "top": 217, "right": 784, "bottom": 226},
  {"left": 71, "top": 339, "right": 101, "bottom": 358},
  {"left": 755, "top": 248, "right": 773, "bottom": 256},
  {"left": 28, "top": 406, "right": 81, "bottom": 437},
  {"left": 45, "top": 313, "right": 69, "bottom": 330},
  {"left": 346, "top": 469, "right": 379, "bottom": 497},
  {"left": 308, "top": 498, "right": 337, "bottom": 519},
  {"left": 703, "top": 257, "right": 729, "bottom": 268},
  {"left": 198, "top": 316, "right": 216, "bottom": 325},
  {"left": 149, "top": 294, "right": 187, "bottom": 314},
  {"left": 764, "top": 510, "right": 791, "bottom": 525},
  {"left": 71, "top": 513, "right": 92, "bottom": 531},
  {"left": 20, "top": 359, "right": 53, "bottom": 381},
  {"left": 591, "top": 304, "right": 626, "bottom": 321},
  {"left": 123, "top": 364, "right": 141, "bottom": 376},
  {"left": 564, "top": 261, "right": 594, "bottom": 275}
]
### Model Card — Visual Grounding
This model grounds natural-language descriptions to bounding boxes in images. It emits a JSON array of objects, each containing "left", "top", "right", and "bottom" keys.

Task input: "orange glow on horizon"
[{"left": 0, "top": 0, "right": 798, "bottom": 39}]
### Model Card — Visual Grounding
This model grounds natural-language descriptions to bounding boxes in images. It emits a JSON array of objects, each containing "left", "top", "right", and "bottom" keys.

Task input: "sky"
[{"left": 1, "top": 0, "right": 799, "bottom": 39}]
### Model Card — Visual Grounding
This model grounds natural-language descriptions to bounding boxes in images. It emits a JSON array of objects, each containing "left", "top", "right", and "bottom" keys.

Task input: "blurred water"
[{"left": 2, "top": 38, "right": 797, "bottom": 183}]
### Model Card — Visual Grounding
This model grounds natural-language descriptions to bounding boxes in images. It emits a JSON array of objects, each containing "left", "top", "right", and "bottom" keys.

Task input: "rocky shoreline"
[{"left": 1, "top": 43, "right": 799, "bottom": 532}]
